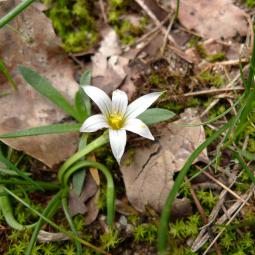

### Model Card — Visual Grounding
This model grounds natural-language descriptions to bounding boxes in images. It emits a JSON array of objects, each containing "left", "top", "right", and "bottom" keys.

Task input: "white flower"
[{"left": 80, "top": 86, "right": 162, "bottom": 164}]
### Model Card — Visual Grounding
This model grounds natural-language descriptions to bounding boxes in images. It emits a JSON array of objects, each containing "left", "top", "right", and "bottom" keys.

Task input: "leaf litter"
[
  {"left": 1, "top": 0, "right": 254, "bottom": 254},
  {"left": 120, "top": 108, "right": 208, "bottom": 213},
  {"left": 0, "top": 3, "right": 79, "bottom": 168}
]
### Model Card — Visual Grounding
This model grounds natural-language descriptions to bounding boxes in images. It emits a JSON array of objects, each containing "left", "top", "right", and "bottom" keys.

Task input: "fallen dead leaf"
[
  {"left": 170, "top": 0, "right": 248, "bottom": 40},
  {"left": 0, "top": 3, "right": 79, "bottom": 167},
  {"left": 69, "top": 172, "right": 98, "bottom": 216},
  {"left": 120, "top": 108, "right": 208, "bottom": 213},
  {"left": 92, "top": 28, "right": 128, "bottom": 94}
]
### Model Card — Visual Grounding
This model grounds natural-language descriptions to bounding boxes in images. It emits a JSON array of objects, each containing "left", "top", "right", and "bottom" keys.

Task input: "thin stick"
[
  {"left": 183, "top": 87, "right": 244, "bottom": 97},
  {"left": 202, "top": 188, "right": 253, "bottom": 255},
  {"left": 196, "top": 166, "right": 247, "bottom": 204}
]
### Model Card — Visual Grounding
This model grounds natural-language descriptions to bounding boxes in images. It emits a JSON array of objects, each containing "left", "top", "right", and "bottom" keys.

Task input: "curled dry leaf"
[
  {"left": 120, "top": 108, "right": 208, "bottom": 213},
  {"left": 38, "top": 230, "right": 70, "bottom": 243},
  {"left": 170, "top": 0, "right": 248, "bottom": 40},
  {"left": 0, "top": 3, "right": 79, "bottom": 167},
  {"left": 92, "top": 29, "right": 128, "bottom": 94}
]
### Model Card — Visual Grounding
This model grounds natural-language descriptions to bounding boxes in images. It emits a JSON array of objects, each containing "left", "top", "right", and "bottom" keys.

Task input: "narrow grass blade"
[
  {"left": 19, "top": 66, "right": 81, "bottom": 122},
  {"left": 5, "top": 187, "right": 109, "bottom": 255},
  {"left": 0, "top": 59, "right": 17, "bottom": 91},
  {"left": 72, "top": 133, "right": 88, "bottom": 196},
  {"left": 157, "top": 118, "right": 234, "bottom": 254},
  {"left": 0, "top": 151, "right": 43, "bottom": 191},
  {"left": 0, "top": 123, "right": 81, "bottom": 139},
  {"left": 232, "top": 151, "right": 255, "bottom": 184},
  {"left": 62, "top": 193, "right": 82, "bottom": 255},
  {"left": 0, "top": 0, "right": 36, "bottom": 28},
  {"left": 26, "top": 191, "right": 62, "bottom": 255},
  {"left": 0, "top": 185, "right": 35, "bottom": 230},
  {"left": 0, "top": 179, "right": 59, "bottom": 190}
]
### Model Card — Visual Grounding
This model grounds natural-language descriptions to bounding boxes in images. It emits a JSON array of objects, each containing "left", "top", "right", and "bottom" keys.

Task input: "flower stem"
[
  {"left": 58, "top": 131, "right": 109, "bottom": 183},
  {"left": 62, "top": 160, "right": 115, "bottom": 227}
]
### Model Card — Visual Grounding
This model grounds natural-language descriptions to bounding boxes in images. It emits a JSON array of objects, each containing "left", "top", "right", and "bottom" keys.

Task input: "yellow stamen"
[{"left": 108, "top": 113, "right": 124, "bottom": 130}]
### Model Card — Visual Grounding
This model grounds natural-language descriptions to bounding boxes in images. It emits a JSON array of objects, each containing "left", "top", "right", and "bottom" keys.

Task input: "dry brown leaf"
[
  {"left": 92, "top": 29, "right": 128, "bottom": 94},
  {"left": 0, "top": 4, "right": 79, "bottom": 167},
  {"left": 120, "top": 108, "right": 208, "bottom": 213},
  {"left": 170, "top": 0, "right": 248, "bottom": 40},
  {"left": 84, "top": 191, "right": 100, "bottom": 225},
  {"left": 69, "top": 172, "right": 98, "bottom": 216}
]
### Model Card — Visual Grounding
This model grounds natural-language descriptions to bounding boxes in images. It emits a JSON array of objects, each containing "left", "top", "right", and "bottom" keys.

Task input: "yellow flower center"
[{"left": 108, "top": 113, "right": 124, "bottom": 130}]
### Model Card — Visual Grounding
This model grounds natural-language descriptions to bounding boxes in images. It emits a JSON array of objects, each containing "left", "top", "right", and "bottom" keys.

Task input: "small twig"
[
  {"left": 185, "top": 177, "right": 222, "bottom": 255},
  {"left": 183, "top": 87, "right": 244, "bottom": 97},
  {"left": 212, "top": 58, "right": 248, "bottom": 66},
  {"left": 134, "top": 0, "right": 177, "bottom": 46},
  {"left": 185, "top": 177, "right": 207, "bottom": 224},
  {"left": 99, "top": 0, "right": 107, "bottom": 23},
  {"left": 202, "top": 187, "right": 254, "bottom": 255},
  {"left": 196, "top": 166, "right": 247, "bottom": 204},
  {"left": 131, "top": 12, "right": 171, "bottom": 46}
]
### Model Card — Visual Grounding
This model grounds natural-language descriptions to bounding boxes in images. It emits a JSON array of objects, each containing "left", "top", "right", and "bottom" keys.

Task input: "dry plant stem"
[
  {"left": 185, "top": 177, "right": 222, "bottom": 255},
  {"left": 192, "top": 171, "right": 242, "bottom": 251},
  {"left": 185, "top": 177, "right": 207, "bottom": 224},
  {"left": 183, "top": 87, "right": 244, "bottom": 97},
  {"left": 196, "top": 166, "right": 247, "bottom": 204},
  {"left": 134, "top": 13, "right": 171, "bottom": 45},
  {"left": 202, "top": 187, "right": 254, "bottom": 255},
  {"left": 212, "top": 58, "right": 248, "bottom": 66},
  {"left": 99, "top": 0, "right": 107, "bottom": 23},
  {"left": 160, "top": 12, "right": 174, "bottom": 56},
  {"left": 134, "top": 0, "right": 177, "bottom": 46}
]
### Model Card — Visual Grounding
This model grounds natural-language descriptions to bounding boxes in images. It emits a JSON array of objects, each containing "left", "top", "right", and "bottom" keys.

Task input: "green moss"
[
  {"left": 149, "top": 73, "right": 167, "bottom": 86},
  {"left": 123, "top": 148, "right": 135, "bottom": 166},
  {"left": 169, "top": 214, "right": 201, "bottom": 240},
  {"left": 133, "top": 223, "right": 158, "bottom": 244},
  {"left": 195, "top": 44, "right": 225, "bottom": 62},
  {"left": 108, "top": 0, "right": 146, "bottom": 44},
  {"left": 187, "top": 36, "right": 200, "bottom": 48},
  {"left": 162, "top": 98, "right": 202, "bottom": 113},
  {"left": 198, "top": 70, "right": 224, "bottom": 88},
  {"left": 246, "top": 0, "right": 255, "bottom": 8},
  {"left": 100, "top": 229, "right": 121, "bottom": 250},
  {"left": 207, "top": 52, "right": 225, "bottom": 62},
  {"left": 196, "top": 190, "right": 218, "bottom": 211},
  {"left": 44, "top": 0, "right": 99, "bottom": 53}
]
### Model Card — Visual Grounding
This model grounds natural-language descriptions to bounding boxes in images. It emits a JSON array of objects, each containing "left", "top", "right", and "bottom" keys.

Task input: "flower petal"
[
  {"left": 80, "top": 114, "right": 109, "bottom": 132},
  {"left": 82, "top": 85, "right": 112, "bottom": 117},
  {"left": 125, "top": 92, "right": 163, "bottom": 119},
  {"left": 111, "top": 89, "right": 128, "bottom": 116},
  {"left": 124, "top": 118, "right": 154, "bottom": 140},
  {"left": 109, "top": 129, "right": 127, "bottom": 164}
]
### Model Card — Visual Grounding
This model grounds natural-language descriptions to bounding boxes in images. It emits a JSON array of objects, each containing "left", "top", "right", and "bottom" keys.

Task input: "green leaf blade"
[
  {"left": 0, "top": 123, "right": 81, "bottom": 139},
  {"left": 138, "top": 108, "right": 175, "bottom": 125},
  {"left": 19, "top": 66, "right": 81, "bottom": 121}
]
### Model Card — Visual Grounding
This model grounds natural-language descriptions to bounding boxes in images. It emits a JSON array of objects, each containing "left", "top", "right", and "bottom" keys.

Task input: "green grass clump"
[{"left": 43, "top": 0, "right": 99, "bottom": 53}]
